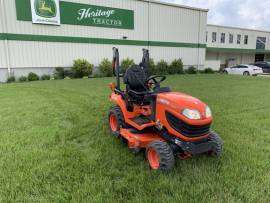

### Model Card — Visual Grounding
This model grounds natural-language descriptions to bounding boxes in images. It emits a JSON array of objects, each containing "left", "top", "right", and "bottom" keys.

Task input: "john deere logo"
[{"left": 35, "top": 0, "right": 57, "bottom": 18}]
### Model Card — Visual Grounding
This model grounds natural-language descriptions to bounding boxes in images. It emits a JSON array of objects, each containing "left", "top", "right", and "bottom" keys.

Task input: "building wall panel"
[
  {"left": 149, "top": 3, "right": 203, "bottom": 43},
  {"left": 0, "top": 41, "right": 7, "bottom": 69},
  {"left": 7, "top": 41, "right": 204, "bottom": 68}
]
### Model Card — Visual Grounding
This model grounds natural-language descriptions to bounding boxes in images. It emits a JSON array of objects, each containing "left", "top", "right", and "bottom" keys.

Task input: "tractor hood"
[{"left": 157, "top": 92, "right": 211, "bottom": 122}]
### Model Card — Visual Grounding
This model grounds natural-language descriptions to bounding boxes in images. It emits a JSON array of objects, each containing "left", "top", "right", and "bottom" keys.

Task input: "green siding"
[
  {"left": 207, "top": 47, "right": 270, "bottom": 54},
  {"left": 0, "top": 33, "right": 205, "bottom": 48}
]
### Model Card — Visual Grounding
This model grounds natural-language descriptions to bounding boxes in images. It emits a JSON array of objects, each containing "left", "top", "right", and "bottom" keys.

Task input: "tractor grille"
[{"left": 166, "top": 112, "right": 211, "bottom": 137}]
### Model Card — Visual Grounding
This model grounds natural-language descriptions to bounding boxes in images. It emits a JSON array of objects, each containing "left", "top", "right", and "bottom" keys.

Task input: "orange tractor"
[{"left": 109, "top": 48, "right": 223, "bottom": 170}]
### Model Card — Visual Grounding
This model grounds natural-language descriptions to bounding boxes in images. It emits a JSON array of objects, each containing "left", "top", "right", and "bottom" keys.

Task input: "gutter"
[{"left": 0, "top": 0, "right": 11, "bottom": 76}]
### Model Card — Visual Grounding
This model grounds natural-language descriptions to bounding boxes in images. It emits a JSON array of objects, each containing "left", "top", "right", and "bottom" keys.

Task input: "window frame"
[
  {"left": 244, "top": 35, "right": 248, "bottom": 45},
  {"left": 212, "top": 32, "right": 217, "bottom": 43},
  {"left": 256, "top": 37, "right": 266, "bottom": 49},
  {"left": 229, "top": 33, "right": 234, "bottom": 44},
  {"left": 237, "top": 34, "right": 241, "bottom": 44},
  {"left": 220, "top": 33, "right": 226, "bottom": 43}
]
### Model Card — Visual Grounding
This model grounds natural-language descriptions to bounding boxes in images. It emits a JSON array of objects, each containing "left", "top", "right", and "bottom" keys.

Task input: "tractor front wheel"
[
  {"left": 208, "top": 132, "right": 223, "bottom": 158},
  {"left": 146, "top": 141, "right": 175, "bottom": 171}
]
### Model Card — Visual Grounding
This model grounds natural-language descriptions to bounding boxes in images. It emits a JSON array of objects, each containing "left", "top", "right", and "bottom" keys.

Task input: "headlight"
[
  {"left": 205, "top": 106, "right": 212, "bottom": 118},
  {"left": 182, "top": 109, "right": 201, "bottom": 120}
]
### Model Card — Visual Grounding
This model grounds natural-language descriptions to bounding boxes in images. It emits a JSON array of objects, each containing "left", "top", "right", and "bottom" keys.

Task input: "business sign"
[
  {"left": 30, "top": 0, "right": 60, "bottom": 25},
  {"left": 16, "top": 0, "right": 134, "bottom": 29},
  {"left": 61, "top": 2, "right": 134, "bottom": 29}
]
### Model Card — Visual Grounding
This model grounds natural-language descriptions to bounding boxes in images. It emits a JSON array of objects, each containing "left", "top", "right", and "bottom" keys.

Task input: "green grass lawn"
[{"left": 0, "top": 75, "right": 270, "bottom": 203}]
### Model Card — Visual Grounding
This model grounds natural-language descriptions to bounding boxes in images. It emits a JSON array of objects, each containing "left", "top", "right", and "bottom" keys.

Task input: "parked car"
[
  {"left": 252, "top": 61, "right": 270, "bottom": 73},
  {"left": 223, "top": 64, "right": 263, "bottom": 76}
]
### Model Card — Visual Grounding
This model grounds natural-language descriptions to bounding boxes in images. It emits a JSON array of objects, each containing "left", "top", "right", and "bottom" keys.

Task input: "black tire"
[
  {"left": 146, "top": 141, "right": 175, "bottom": 171},
  {"left": 208, "top": 132, "right": 223, "bottom": 158},
  {"left": 223, "top": 70, "right": 228, "bottom": 74},
  {"left": 108, "top": 106, "right": 126, "bottom": 137},
  {"left": 243, "top": 71, "right": 250, "bottom": 76}
]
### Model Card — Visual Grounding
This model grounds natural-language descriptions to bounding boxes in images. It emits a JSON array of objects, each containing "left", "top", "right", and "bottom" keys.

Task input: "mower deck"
[{"left": 120, "top": 128, "right": 164, "bottom": 149}]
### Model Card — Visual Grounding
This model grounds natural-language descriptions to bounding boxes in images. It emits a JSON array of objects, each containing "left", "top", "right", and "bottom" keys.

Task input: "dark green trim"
[
  {"left": 15, "top": 0, "right": 32, "bottom": 21},
  {"left": 0, "top": 33, "right": 7, "bottom": 40},
  {"left": 207, "top": 47, "right": 270, "bottom": 54},
  {"left": 149, "top": 41, "right": 207, "bottom": 48},
  {"left": 0, "top": 33, "right": 205, "bottom": 48}
]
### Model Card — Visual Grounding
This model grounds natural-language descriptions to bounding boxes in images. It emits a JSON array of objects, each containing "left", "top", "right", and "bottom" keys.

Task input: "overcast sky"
[{"left": 162, "top": 0, "right": 270, "bottom": 31}]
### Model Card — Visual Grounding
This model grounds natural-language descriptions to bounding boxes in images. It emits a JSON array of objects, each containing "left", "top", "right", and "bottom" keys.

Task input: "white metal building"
[
  {"left": 1, "top": 0, "right": 270, "bottom": 82},
  {"left": 206, "top": 24, "right": 270, "bottom": 70},
  {"left": 0, "top": 0, "right": 207, "bottom": 82}
]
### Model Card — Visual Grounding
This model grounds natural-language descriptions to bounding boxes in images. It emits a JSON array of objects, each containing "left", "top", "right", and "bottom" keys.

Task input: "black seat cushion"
[{"left": 124, "top": 65, "right": 148, "bottom": 92}]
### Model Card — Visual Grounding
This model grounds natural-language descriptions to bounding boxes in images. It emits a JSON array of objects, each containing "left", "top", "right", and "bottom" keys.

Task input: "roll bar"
[
  {"left": 112, "top": 47, "right": 150, "bottom": 91},
  {"left": 112, "top": 47, "right": 120, "bottom": 90}
]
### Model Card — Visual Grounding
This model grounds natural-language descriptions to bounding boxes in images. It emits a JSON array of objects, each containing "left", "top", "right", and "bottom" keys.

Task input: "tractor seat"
[
  {"left": 124, "top": 64, "right": 152, "bottom": 104},
  {"left": 124, "top": 64, "right": 149, "bottom": 94}
]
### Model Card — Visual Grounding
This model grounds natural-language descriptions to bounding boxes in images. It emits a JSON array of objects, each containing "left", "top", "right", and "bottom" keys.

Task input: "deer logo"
[
  {"left": 34, "top": 0, "right": 57, "bottom": 18},
  {"left": 39, "top": 1, "right": 54, "bottom": 14}
]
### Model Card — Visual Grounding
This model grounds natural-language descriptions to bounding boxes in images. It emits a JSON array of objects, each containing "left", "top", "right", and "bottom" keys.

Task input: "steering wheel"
[{"left": 146, "top": 75, "right": 166, "bottom": 89}]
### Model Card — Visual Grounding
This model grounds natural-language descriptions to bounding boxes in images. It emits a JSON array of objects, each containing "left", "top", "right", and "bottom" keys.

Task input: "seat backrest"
[{"left": 124, "top": 65, "right": 148, "bottom": 91}]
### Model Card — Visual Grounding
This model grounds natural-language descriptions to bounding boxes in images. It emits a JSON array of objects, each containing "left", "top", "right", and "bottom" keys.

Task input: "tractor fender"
[{"left": 110, "top": 93, "right": 130, "bottom": 120}]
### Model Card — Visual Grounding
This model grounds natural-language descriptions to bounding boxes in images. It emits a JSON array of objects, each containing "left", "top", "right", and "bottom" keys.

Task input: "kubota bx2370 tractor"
[{"left": 108, "top": 48, "right": 223, "bottom": 171}]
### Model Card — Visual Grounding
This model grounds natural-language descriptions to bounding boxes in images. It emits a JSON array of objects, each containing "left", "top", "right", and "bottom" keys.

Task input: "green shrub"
[
  {"left": 155, "top": 60, "right": 168, "bottom": 75},
  {"left": 64, "top": 69, "right": 74, "bottom": 78},
  {"left": 186, "top": 66, "right": 197, "bottom": 74},
  {"left": 121, "top": 58, "right": 134, "bottom": 73},
  {"left": 99, "top": 58, "right": 113, "bottom": 77},
  {"left": 18, "top": 76, "right": 27, "bottom": 82},
  {"left": 204, "top": 68, "right": 215, "bottom": 74},
  {"left": 72, "top": 59, "right": 93, "bottom": 78},
  {"left": 92, "top": 73, "right": 103, "bottom": 78},
  {"left": 148, "top": 58, "right": 155, "bottom": 75},
  {"left": 169, "top": 59, "right": 184, "bottom": 74},
  {"left": 41, "top": 74, "right": 51, "bottom": 80},
  {"left": 7, "top": 76, "right": 16, "bottom": 83},
  {"left": 28, "top": 72, "right": 39, "bottom": 81},
  {"left": 54, "top": 67, "right": 65, "bottom": 79}
]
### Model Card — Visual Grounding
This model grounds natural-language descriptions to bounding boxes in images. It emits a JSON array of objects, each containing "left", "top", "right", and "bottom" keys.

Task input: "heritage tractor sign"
[{"left": 16, "top": 0, "right": 134, "bottom": 29}]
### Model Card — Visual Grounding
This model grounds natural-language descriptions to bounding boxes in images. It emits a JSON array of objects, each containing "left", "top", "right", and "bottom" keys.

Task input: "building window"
[
  {"left": 229, "top": 34, "right": 234, "bottom": 44},
  {"left": 220, "top": 33, "right": 225, "bottom": 43},
  {"left": 256, "top": 37, "right": 266, "bottom": 49},
  {"left": 206, "top": 31, "right": 208, "bottom": 42},
  {"left": 244, "top": 35, "right": 248, "bottom": 45},
  {"left": 237, "top": 34, "right": 241, "bottom": 44},
  {"left": 212, "top": 32, "right": 217, "bottom": 43}
]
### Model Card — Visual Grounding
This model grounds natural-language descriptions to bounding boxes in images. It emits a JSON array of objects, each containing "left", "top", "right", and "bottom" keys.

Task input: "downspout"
[
  {"left": 0, "top": 0, "right": 11, "bottom": 76},
  {"left": 197, "top": 11, "right": 201, "bottom": 71},
  {"left": 148, "top": 0, "right": 150, "bottom": 49}
]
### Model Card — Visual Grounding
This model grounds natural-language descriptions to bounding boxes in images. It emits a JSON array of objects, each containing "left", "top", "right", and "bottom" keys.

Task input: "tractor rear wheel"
[
  {"left": 146, "top": 141, "right": 175, "bottom": 171},
  {"left": 108, "top": 106, "right": 126, "bottom": 137},
  {"left": 208, "top": 132, "right": 223, "bottom": 158}
]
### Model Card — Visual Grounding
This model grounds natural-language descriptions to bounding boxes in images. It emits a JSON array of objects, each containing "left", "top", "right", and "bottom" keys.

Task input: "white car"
[{"left": 223, "top": 64, "right": 263, "bottom": 76}]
